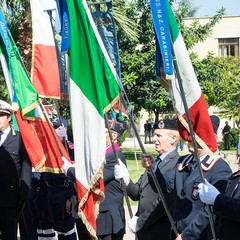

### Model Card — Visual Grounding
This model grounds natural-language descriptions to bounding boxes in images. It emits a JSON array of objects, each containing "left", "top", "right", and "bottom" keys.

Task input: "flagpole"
[
  {"left": 38, "top": 100, "right": 65, "bottom": 157},
  {"left": 171, "top": 45, "right": 217, "bottom": 240},
  {"left": 121, "top": 95, "right": 179, "bottom": 237},
  {"left": 45, "top": 8, "right": 65, "bottom": 88},
  {"left": 104, "top": 114, "right": 134, "bottom": 217},
  {"left": 45, "top": 8, "right": 70, "bottom": 155},
  {"left": 54, "top": 99, "right": 69, "bottom": 154}
]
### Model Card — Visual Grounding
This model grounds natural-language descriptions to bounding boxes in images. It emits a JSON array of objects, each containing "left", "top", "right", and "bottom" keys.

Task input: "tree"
[
  {"left": 0, "top": 1, "right": 31, "bottom": 101},
  {"left": 192, "top": 53, "right": 240, "bottom": 119},
  {"left": 0, "top": 1, "right": 32, "bottom": 70},
  {"left": 119, "top": 0, "right": 225, "bottom": 121},
  {"left": 0, "top": 0, "right": 232, "bottom": 122}
]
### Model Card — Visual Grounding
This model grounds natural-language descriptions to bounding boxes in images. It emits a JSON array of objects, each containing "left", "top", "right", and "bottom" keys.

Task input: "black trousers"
[
  {"left": 75, "top": 218, "right": 92, "bottom": 240},
  {"left": 98, "top": 234, "right": 124, "bottom": 240},
  {"left": 18, "top": 201, "right": 38, "bottom": 240},
  {"left": 0, "top": 207, "right": 18, "bottom": 240}
]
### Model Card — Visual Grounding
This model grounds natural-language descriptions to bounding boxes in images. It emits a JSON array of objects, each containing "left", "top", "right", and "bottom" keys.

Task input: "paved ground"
[{"left": 124, "top": 206, "right": 137, "bottom": 240}]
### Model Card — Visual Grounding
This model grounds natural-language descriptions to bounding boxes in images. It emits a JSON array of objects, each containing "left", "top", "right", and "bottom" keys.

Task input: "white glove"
[
  {"left": 114, "top": 159, "right": 130, "bottom": 185},
  {"left": 57, "top": 126, "right": 68, "bottom": 140},
  {"left": 198, "top": 179, "right": 220, "bottom": 205},
  {"left": 128, "top": 216, "right": 139, "bottom": 233},
  {"left": 62, "top": 156, "right": 73, "bottom": 175}
]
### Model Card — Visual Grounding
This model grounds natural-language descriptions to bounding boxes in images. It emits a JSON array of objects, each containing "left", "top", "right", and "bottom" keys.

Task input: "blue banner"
[
  {"left": 0, "top": 11, "right": 11, "bottom": 60},
  {"left": 150, "top": 0, "right": 173, "bottom": 75},
  {"left": 0, "top": 10, "right": 17, "bottom": 102},
  {"left": 90, "top": 1, "right": 121, "bottom": 77},
  {"left": 56, "top": 0, "right": 70, "bottom": 52},
  {"left": 155, "top": 33, "right": 162, "bottom": 78}
]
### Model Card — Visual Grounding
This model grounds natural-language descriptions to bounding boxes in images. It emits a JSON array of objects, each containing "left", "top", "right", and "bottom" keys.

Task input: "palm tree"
[{"left": 0, "top": 0, "right": 32, "bottom": 72}]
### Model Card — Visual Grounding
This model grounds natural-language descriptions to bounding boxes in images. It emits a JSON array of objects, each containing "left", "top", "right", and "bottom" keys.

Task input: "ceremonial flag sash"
[
  {"left": 150, "top": 0, "right": 173, "bottom": 75},
  {"left": 56, "top": 0, "right": 70, "bottom": 52}
]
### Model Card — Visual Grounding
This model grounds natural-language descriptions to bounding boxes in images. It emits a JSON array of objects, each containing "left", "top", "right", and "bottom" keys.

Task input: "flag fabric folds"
[
  {"left": 0, "top": 10, "right": 69, "bottom": 171},
  {"left": 14, "top": 107, "right": 69, "bottom": 172},
  {"left": 67, "top": 0, "right": 121, "bottom": 238},
  {"left": 153, "top": 0, "right": 217, "bottom": 154},
  {"left": 31, "top": 0, "right": 61, "bottom": 98}
]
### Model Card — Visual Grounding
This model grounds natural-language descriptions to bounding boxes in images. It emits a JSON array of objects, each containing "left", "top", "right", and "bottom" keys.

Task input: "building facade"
[{"left": 184, "top": 16, "right": 240, "bottom": 59}]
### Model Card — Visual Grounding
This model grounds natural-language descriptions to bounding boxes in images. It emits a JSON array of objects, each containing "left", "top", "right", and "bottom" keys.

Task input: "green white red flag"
[
  {"left": 155, "top": 0, "right": 217, "bottom": 155},
  {"left": 67, "top": 0, "right": 121, "bottom": 238},
  {"left": 0, "top": 10, "right": 69, "bottom": 172},
  {"left": 30, "top": 0, "right": 61, "bottom": 98}
]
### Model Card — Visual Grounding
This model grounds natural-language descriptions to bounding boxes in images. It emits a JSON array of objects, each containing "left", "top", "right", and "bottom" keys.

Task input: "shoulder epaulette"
[
  {"left": 201, "top": 155, "right": 221, "bottom": 171},
  {"left": 178, "top": 154, "right": 194, "bottom": 172},
  {"left": 11, "top": 126, "right": 17, "bottom": 136},
  {"left": 231, "top": 170, "right": 240, "bottom": 178}
]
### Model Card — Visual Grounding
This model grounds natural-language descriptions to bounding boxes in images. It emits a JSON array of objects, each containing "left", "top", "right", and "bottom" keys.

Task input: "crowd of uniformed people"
[{"left": 0, "top": 98, "right": 239, "bottom": 240}]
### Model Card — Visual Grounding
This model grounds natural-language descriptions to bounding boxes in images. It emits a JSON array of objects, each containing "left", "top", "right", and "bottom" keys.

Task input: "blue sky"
[{"left": 191, "top": 0, "right": 240, "bottom": 17}]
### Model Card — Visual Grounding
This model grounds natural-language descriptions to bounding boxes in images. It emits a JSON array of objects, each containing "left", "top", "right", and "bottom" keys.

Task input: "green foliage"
[
  {"left": 119, "top": 130, "right": 128, "bottom": 146},
  {"left": 192, "top": 53, "right": 240, "bottom": 118},
  {"left": 174, "top": 0, "right": 199, "bottom": 19},
  {"left": 0, "top": 74, "right": 9, "bottom": 101},
  {"left": 229, "top": 128, "right": 239, "bottom": 148},
  {"left": 0, "top": 0, "right": 30, "bottom": 41},
  {"left": 121, "top": 48, "right": 173, "bottom": 121},
  {"left": 113, "top": 0, "right": 139, "bottom": 42},
  {"left": 118, "top": 0, "right": 226, "bottom": 121}
]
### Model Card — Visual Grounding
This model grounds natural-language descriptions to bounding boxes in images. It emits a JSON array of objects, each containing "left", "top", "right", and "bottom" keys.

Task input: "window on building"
[{"left": 218, "top": 38, "right": 239, "bottom": 57}]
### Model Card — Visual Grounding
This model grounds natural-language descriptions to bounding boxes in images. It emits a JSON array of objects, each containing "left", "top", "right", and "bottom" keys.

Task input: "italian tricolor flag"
[
  {"left": 164, "top": 1, "right": 217, "bottom": 154},
  {"left": 30, "top": 0, "right": 61, "bottom": 98},
  {"left": 0, "top": 10, "right": 69, "bottom": 172},
  {"left": 67, "top": 0, "right": 121, "bottom": 238}
]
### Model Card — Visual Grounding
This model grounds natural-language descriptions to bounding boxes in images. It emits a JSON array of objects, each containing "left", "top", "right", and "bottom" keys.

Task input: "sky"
[{"left": 191, "top": 0, "right": 240, "bottom": 17}]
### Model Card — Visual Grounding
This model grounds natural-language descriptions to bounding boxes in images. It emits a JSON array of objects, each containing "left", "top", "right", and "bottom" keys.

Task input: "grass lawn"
[
  {"left": 122, "top": 147, "right": 157, "bottom": 181},
  {"left": 121, "top": 146, "right": 156, "bottom": 206},
  {"left": 120, "top": 145, "right": 237, "bottom": 207}
]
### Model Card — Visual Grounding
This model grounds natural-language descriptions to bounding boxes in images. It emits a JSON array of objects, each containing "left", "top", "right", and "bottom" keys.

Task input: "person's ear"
[{"left": 7, "top": 115, "right": 12, "bottom": 123}]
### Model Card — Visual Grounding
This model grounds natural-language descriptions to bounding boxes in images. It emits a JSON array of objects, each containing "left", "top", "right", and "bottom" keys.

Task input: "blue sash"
[{"left": 150, "top": 0, "right": 173, "bottom": 75}]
